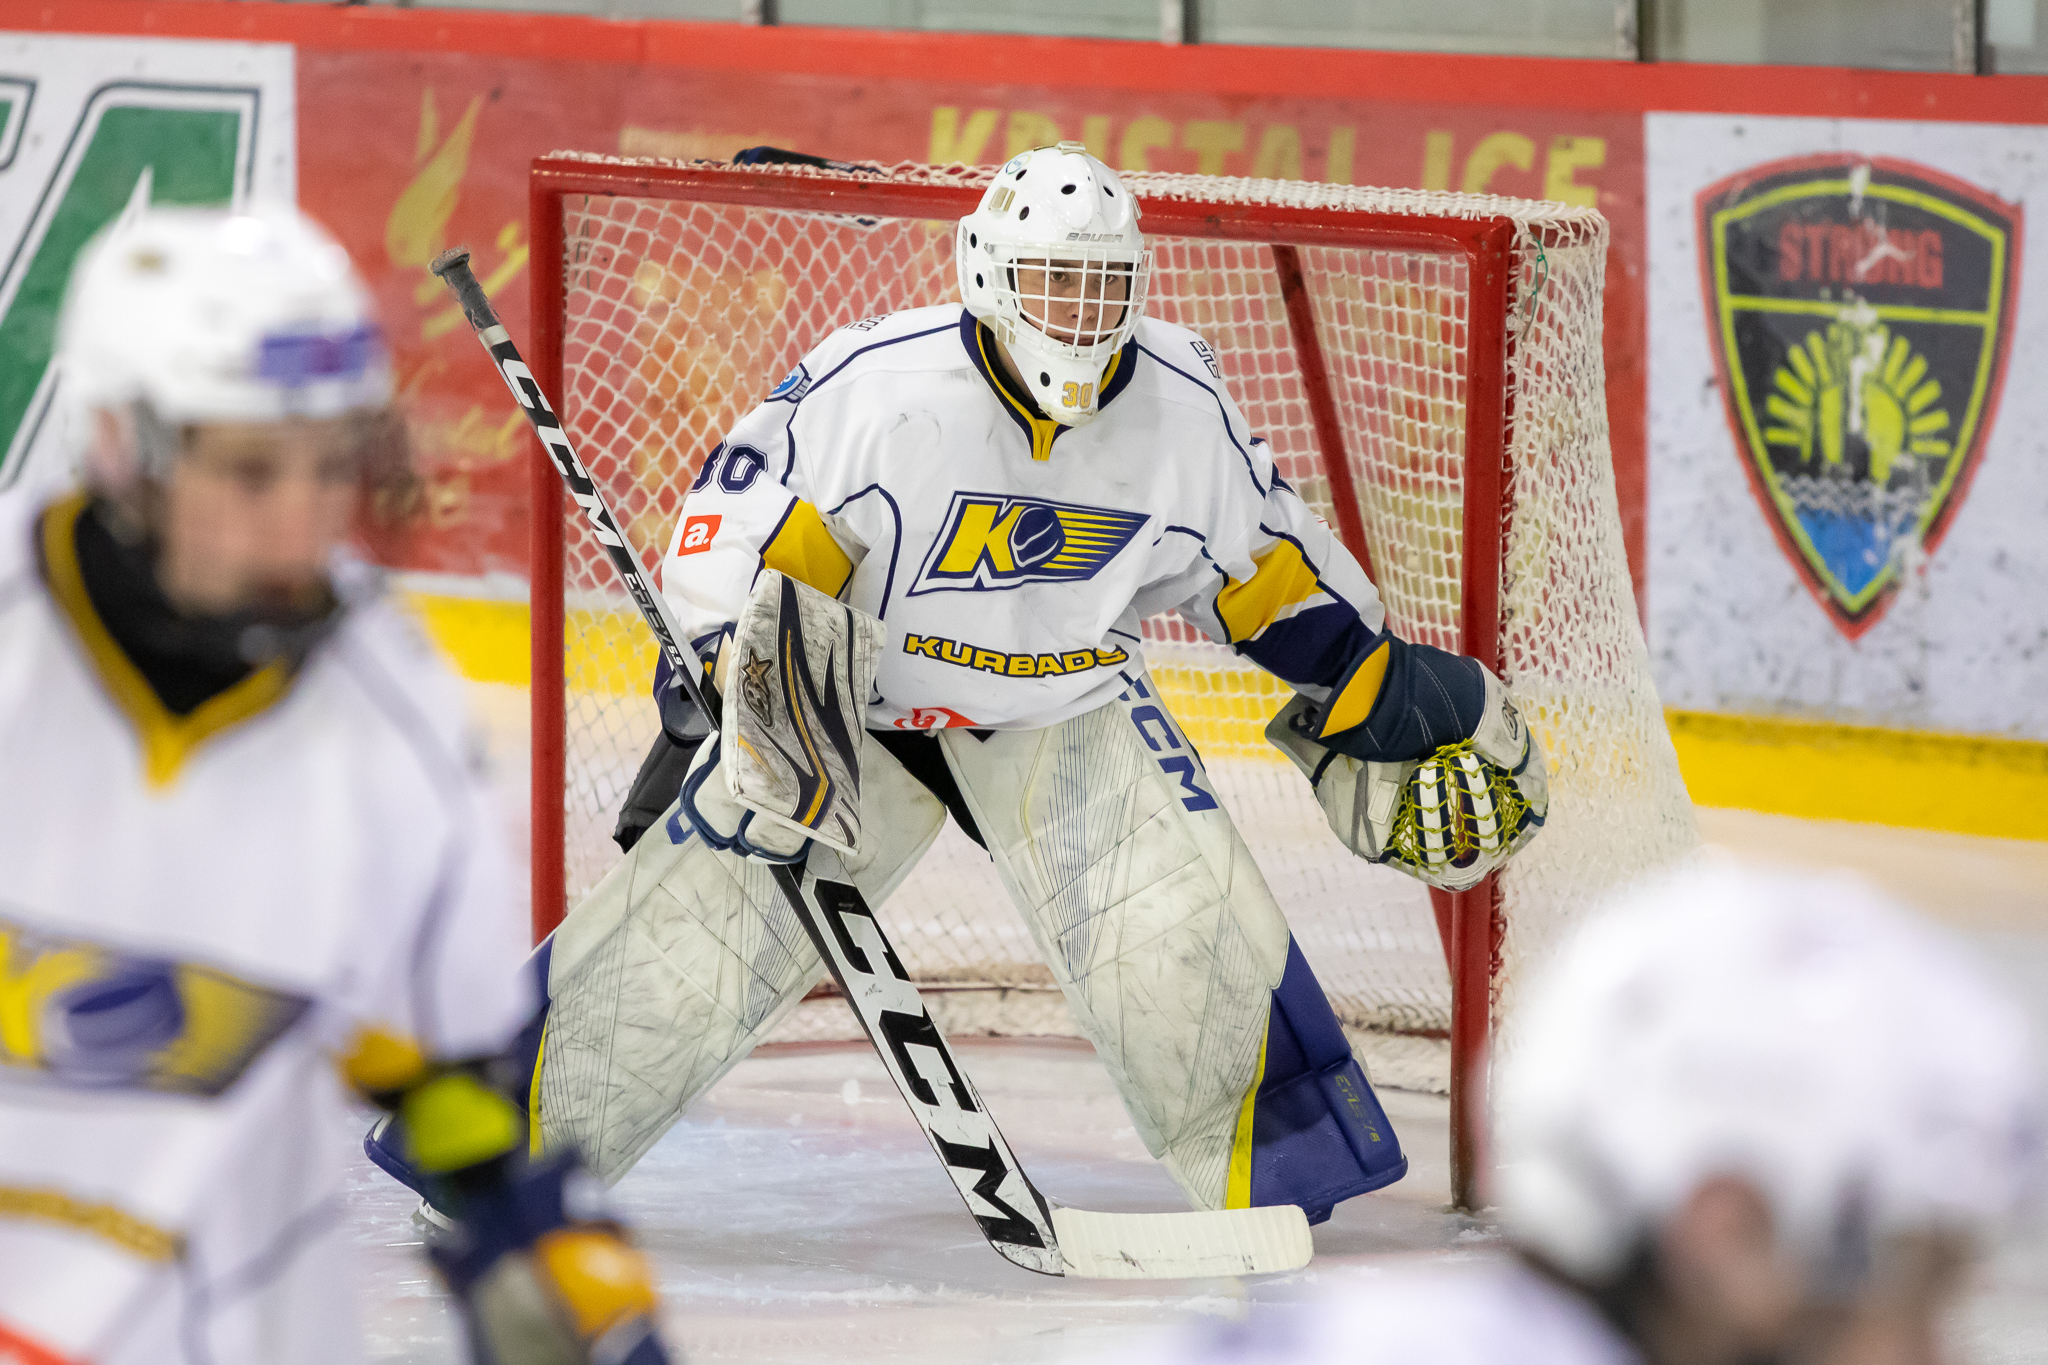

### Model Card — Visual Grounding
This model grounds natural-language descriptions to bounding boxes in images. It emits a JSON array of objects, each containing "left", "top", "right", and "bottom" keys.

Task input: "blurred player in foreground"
[
  {"left": 1106, "top": 860, "right": 2041, "bottom": 1365},
  {"left": 0, "top": 206, "right": 667, "bottom": 1365}
]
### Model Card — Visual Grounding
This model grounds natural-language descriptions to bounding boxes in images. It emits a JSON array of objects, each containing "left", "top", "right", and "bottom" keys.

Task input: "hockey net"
[{"left": 531, "top": 154, "right": 1697, "bottom": 1099}]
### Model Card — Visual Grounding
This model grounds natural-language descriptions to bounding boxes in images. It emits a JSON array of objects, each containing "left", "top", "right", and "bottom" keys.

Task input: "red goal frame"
[{"left": 526, "top": 154, "right": 1519, "bottom": 1211}]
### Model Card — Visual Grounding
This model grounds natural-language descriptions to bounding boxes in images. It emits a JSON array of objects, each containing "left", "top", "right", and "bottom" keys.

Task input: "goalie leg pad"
[
  {"left": 538, "top": 825, "right": 814, "bottom": 1182},
  {"left": 939, "top": 672, "right": 1400, "bottom": 1215},
  {"left": 534, "top": 733, "right": 945, "bottom": 1182},
  {"left": 1235, "top": 938, "right": 1408, "bottom": 1222}
]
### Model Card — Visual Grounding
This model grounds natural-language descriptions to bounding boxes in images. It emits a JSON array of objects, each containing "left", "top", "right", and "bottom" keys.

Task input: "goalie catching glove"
[
  {"left": 1267, "top": 636, "right": 1547, "bottom": 891},
  {"left": 679, "top": 568, "right": 883, "bottom": 863}
]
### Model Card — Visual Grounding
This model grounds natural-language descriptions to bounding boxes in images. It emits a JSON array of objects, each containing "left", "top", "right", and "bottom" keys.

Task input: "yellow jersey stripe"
[
  {"left": 0, "top": 1185, "right": 183, "bottom": 1263},
  {"left": 39, "top": 493, "right": 293, "bottom": 791},
  {"left": 1214, "top": 539, "right": 1324, "bottom": 644},
  {"left": 974, "top": 325, "right": 1061, "bottom": 461},
  {"left": 761, "top": 498, "right": 855, "bottom": 598}
]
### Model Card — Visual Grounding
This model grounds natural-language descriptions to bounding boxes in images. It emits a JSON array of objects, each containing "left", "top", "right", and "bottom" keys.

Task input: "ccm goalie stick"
[{"left": 433, "top": 247, "right": 1312, "bottom": 1280}]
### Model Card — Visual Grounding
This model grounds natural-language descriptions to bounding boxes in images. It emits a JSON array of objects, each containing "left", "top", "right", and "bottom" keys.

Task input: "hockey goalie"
[{"left": 523, "top": 145, "right": 1549, "bottom": 1226}]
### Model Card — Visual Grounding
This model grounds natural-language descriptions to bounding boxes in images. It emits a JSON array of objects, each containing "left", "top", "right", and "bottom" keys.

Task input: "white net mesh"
[{"left": 543, "top": 157, "right": 1697, "bottom": 1091}]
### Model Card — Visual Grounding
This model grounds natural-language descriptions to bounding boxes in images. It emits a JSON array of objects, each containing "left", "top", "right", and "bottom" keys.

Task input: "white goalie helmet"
[
  {"left": 59, "top": 203, "right": 391, "bottom": 476},
  {"left": 957, "top": 142, "right": 1148, "bottom": 427},
  {"left": 1496, "top": 861, "right": 2041, "bottom": 1291}
]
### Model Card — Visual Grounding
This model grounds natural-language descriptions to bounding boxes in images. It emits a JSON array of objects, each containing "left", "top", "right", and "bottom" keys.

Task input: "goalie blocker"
[{"left": 679, "top": 570, "right": 884, "bottom": 864}]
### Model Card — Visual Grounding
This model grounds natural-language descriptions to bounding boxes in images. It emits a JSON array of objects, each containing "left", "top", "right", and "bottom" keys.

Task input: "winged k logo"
[{"left": 1697, "top": 155, "right": 2020, "bottom": 637}]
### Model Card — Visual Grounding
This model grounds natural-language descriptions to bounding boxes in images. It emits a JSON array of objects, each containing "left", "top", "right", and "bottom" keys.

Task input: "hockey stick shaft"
[{"left": 431, "top": 248, "right": 1065, "bottom": 1273}]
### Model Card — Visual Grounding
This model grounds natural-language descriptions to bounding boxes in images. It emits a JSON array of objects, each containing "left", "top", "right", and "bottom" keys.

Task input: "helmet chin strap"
[{"left": 131, "top": 399, "right": 186, "bottom": 479}]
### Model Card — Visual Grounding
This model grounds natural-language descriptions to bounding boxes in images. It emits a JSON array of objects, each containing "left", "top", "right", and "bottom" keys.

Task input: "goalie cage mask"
[{"left": 958, "top": 142, "right": 1151, "bottom": 428}]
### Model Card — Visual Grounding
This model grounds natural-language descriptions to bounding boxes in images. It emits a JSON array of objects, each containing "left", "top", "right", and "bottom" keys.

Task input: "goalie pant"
[{"left": 527, "top": 668, "right": 1406, "bottom": 1221}]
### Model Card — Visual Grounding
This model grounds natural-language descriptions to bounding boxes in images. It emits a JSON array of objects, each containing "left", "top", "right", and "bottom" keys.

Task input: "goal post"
[{"left": 524, "top": 153, "right": 1696, "bottom": 1212}]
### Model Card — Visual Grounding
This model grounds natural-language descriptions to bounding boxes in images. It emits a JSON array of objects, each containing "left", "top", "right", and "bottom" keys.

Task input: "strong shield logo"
[
  {"left": 909, "top": 492, "right": 1146, "bottom": 596},
  {"left": 1698, "top": 155, "right": 2020, "bottom": 636}
]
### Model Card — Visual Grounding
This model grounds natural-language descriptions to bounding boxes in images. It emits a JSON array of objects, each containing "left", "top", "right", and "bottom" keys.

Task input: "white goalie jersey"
[{"left": 661, "top": 305, "right": 1391, "bottom": 732}]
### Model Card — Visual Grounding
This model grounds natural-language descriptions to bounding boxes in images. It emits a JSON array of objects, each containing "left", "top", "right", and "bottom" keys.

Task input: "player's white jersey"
[
  {"left": 0, "top": 489, "right": 533, "bottom": 1365},
  {"left": 661, "top": 306, "right": 1388, "bottom": 733},
  {"left": 1097, "top": 1257, "right": 1641, "bottom": 1365}
]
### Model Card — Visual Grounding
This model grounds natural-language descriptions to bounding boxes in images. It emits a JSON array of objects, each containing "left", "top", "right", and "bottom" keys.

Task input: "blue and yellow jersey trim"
[
  {"left": 960, "top": 311, "right": 1137, "bottom": 461},
  {"left": 1212, "top": 535, "right": 1386, "bottom": 698},
  {"left": 37, "top": 493, "right": 294, "bottom": 791},
  {"left": 760, "top": 497, "right": 855, "bottom": 598},
  {"left": 1213, "top": 539, "right": 1326, "bottom": 645}
]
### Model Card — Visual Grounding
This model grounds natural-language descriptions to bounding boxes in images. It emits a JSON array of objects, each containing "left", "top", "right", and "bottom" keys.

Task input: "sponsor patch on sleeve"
[{"left": 675, "top": 514, "right": 721, "bottom": 555}]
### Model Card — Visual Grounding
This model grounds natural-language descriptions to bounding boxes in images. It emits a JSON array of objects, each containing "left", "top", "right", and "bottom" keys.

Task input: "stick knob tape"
[{"left": 431, "top": 247, "right": 501, "bottom": 332}]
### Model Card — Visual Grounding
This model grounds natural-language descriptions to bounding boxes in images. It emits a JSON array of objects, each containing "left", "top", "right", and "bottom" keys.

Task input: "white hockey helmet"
[
  {"left": 58, "top": 203, "right": 391, "bottom": 477},
  {"left": 1496, "top": 860, "right": 2039, "bottom": 1290},
  {"left": 957, "top": 142, "right": 1148, "bottom": 427}
]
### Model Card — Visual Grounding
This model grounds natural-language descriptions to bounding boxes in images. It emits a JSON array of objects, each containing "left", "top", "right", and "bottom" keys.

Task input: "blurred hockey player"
[
  {"left": 0, "top": 207, "right": 668, "bottom": 1365},
  {"left": 1096, "top": 861, "right": 2041, "bottom": 1365},
  {"left": 520, "top": 144, "right": 1548, "bottom": 1224}
]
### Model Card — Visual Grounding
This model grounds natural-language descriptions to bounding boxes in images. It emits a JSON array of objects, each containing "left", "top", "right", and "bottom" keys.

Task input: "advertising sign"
[
  {"left": 1650, "top": 115, "right": 2048, "bottom": 739},
  {"left": 11, "top": 11, "right": 2046, "bottom": 748},
  {"left": 0, "top": 32, "right": 295, "bottom": 495},
  {"left": 1696, "top": 154, "right": 2019, "bottom": 636}
]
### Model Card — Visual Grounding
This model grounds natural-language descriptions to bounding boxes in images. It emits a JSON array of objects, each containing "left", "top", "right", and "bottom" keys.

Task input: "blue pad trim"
[
  {"left": 1247, "top": 938, "right": 1407, "bottom": 1222},
  {"left": 363, "top": 1112, "right": 431, "bottom": 1201},
  {"left": 507, "top": 937, "right": 554, "bottom": 1110}
]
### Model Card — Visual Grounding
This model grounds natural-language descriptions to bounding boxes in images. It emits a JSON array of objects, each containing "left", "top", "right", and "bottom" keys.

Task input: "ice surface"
[
  {"left": 353, "top": 1007, "right": 2048, "bottom": 1364},
  {"left": 346, "top": 683, "right": 2048, "bottom": 1363},
  {"left": 352, "top": 1040, "right": 1475, "bottom": 1364}
]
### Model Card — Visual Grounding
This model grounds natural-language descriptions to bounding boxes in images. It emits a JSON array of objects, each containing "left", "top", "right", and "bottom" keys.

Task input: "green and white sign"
[{"left": 0, "top": 34, "right": 294, "bottom": 491}]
